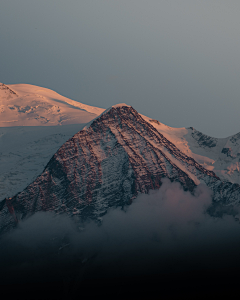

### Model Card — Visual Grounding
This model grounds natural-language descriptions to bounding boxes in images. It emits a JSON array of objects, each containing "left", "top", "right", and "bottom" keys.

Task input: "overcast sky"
[{"left": 1, "top": 0, "right": 240, "bottom": 137}]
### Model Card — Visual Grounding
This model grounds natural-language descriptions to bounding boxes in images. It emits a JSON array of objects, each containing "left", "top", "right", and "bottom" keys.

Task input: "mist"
[{"left": 1, "top": 178, "right": 240, "bottom": 297}]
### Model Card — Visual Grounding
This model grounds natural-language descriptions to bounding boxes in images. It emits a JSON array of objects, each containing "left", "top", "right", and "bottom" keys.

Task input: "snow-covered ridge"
[
  {"left": 142, "top": 115, "right": 240, "bottom": 184},
  {"left": 0, "top": 83, "right": 105, "bottom": 127}
]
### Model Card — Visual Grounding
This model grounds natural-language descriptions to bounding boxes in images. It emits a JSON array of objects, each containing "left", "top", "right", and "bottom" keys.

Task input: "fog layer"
[{"left": 1, "top": 179, "right": 240, "bottom": 296}]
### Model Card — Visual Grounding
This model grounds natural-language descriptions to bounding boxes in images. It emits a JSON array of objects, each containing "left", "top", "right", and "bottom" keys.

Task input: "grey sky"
[{"left": 1, "top": 0, "right": 240, "bottom": 137}]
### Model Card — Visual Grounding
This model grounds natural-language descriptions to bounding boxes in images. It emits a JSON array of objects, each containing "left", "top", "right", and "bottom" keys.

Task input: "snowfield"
[
  {"left": 0, "top": 83, "right": 104, "bottom": 126},
  {"left": 0, "top": 124, "right": 89, "bottom": 200}
]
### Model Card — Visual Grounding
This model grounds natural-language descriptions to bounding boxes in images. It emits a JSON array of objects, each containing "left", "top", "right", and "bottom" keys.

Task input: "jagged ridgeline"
[{"left": 1, "top": 105, "right": 240, "bottom": 234}]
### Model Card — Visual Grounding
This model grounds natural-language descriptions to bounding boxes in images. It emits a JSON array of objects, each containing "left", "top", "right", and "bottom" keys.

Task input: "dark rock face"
[
  {"left": 221, "top": 147, "right": 234, "bottom": 158},
  {"left": 149, "top": 119, "right": 161, "bottom": 125},
  {"left": 230, "top": 132, "right": 240, "bottom": 144},
  {"left": 190, "top": 128, "right": 218, "bottom": 148},
  {"left": 0, "top": 83, "right": 18, "bottom": 97},
  {"left": 1, "top": 106, "right": 240, "bottom": 234}
]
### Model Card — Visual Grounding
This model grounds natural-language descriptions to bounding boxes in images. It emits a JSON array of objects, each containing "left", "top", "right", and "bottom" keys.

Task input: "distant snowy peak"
[
  {"left": 8, "top": 84, "right": 104, "bottom": 115},
  {"left": 0, "top": 83, "right": 105, "bottom": 127}
]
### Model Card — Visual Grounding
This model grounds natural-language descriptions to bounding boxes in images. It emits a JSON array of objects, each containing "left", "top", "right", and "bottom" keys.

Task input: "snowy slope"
[
  {"left": 142, "top": 116, "right": 240, "bottom": 184},
  {"left": 0, "top": 124, "right": 87, "bottom": 200},
  {"left": 0, "top": 83, "right": 104, "bottom": 126}
]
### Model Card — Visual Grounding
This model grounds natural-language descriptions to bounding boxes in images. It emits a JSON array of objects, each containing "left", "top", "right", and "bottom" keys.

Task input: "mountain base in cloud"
[{"left": 1, "top": 179, "right": 240, "bottom": 298}]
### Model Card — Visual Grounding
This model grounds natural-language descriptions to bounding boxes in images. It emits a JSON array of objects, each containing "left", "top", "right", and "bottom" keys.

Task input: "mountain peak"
[
  {"left": 1, "top": 99, "right": 240, "bottom": 236},
  {"left": 112, "top": 103, "right": 131, "bottom": 108},
  {"left": 103, "top": 103, "right": 132, "bottom": 116},
  {"left": 83, "top": 103, "right": 133, "bottom": 130}
]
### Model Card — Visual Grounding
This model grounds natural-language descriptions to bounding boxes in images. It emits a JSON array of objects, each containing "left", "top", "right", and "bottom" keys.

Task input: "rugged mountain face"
[
  {"left": 1, "top": 105, "right": 240, "bottom": 234},
  {"left": 189, "top": 127, "right": 218, "bottom": 148},
  {"left": 184, "top": 128, "right": 240, "bottom": 185},
  {"left": 188, "top": 128, "right": 240, "bottom": 184}
]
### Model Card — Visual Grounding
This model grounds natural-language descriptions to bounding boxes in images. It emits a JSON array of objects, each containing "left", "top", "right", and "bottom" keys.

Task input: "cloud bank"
[{"left": 1, "top": 179, "right": 240, "bottom": 297}]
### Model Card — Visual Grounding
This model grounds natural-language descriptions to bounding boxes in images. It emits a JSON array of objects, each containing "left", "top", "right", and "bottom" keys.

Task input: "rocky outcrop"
[
  {"left": 221, "top": 147, "right": 235, "bottom": 158},
  {"left": 0, "top": 83, "right": 18, "bottom": 98}
]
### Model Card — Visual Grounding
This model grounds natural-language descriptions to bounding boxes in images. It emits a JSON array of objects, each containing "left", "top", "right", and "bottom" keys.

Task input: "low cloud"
[{"left": 1, "top": 178, "right": 240, "bottom": 296}]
